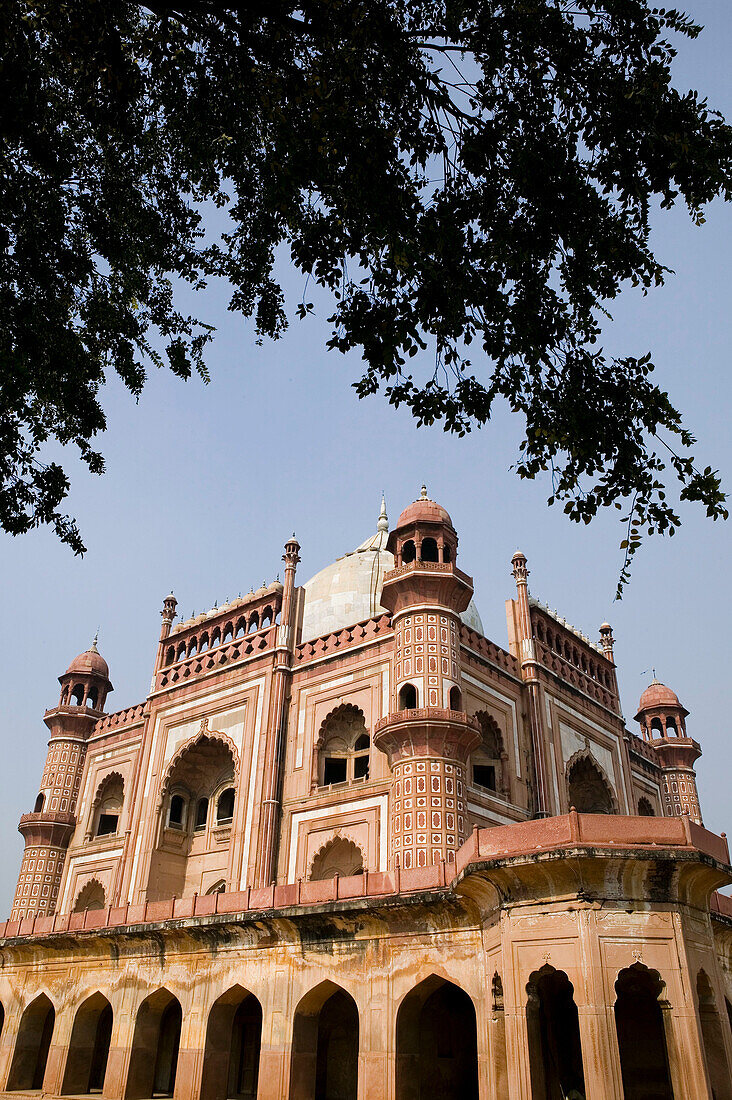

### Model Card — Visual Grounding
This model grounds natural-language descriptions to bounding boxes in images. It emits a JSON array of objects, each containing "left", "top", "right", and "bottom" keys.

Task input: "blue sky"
[{"left": 0, "top": 2, "right": 729, "bottom": 914}]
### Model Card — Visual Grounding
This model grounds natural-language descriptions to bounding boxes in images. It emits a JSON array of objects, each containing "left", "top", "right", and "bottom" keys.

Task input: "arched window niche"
[
  {"left": 470, "top": 711, "right": 507, "bottom": 797},
  {"left": 91, "top": 773, "right": 124, "bottom": 838},
  {"left": 398, "top": 683, "right": 418, "bottom": 711},
  {"left": 317, "top": 705, "right": 371, "bottom": 788},
  {"left": 567, "top": 753, "right": 616, "bottom": 814},
  {"left": 73, "top": 879, "right": 106, "bottom": 913},
  {"left": 148, "top": 731, "right": 238, "bottom": 901},
  {"left": 310, "top": 837, "right": 365, "bottom": 881}
]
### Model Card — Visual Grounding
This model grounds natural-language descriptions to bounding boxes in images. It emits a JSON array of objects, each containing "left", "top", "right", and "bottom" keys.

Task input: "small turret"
[
  {"left": 635, "top": 680, "right": 702, "bottom": 823},
  {"left": 10, "top": 640, "right": 112, "bottom": 920}
]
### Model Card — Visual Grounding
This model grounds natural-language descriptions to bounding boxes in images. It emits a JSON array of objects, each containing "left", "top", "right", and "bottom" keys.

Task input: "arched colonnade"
[{"left": 0, "top": 962, "right": 730, "bottom": 1099}]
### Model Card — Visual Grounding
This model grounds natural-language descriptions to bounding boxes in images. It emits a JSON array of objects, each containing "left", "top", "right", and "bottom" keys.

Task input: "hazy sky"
[{"left": 0, "top": 2, "right": 730, "bottom": 915}]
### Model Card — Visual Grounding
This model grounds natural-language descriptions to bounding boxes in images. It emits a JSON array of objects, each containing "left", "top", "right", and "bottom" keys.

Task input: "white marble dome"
[{"left": 300, "top": 499, "right": 484, "bottom": 642}]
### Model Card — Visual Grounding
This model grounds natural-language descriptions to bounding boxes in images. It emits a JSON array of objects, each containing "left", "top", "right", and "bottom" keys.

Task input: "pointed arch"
[
  {"left": 73, "top": 878, "right": 106, "bottom": 913},
  {"left": 525, "top": 965, "right": 585, "bottom": 1100},
  {"left": 201, "top": 985, "right": 262, "bottom": 1100},
  {"left": 470, "top": 710, "right": 507, "bottom": 795},
  {"left": 317, "top": 704, "right": 370, "bottom": 787},
  {"left": 396, "top": 975, "right": 478, "bottom": 1100},
  {"left": 566, "top": 749, "right": 617, "bottom": 814},
  {"left": 149, "top": 731, "right": 238, "bottom": 901},
  {"left": 125, "top": 989, "right": 182, "bottom": 1099},
  {"left": 91, "top": 771, "right": 124, "bottom": 837},
  {"left": 7, "top": 992, "right": 55, "bottom": 1091},
  {"left": 290, "top": 982, "right": 359, "bottom": 1100},
  {"left": 161, "top": 728, "right": 240, "bottom": 799},
  {"left": 309, "top": 835, "right": 365, "bottom": 881},
  {"left": 61, "top": 992, "right": 113, "bottom": 1095},
  {"left": 614, "top": 963, "right": 673, "bottom": 1100}
]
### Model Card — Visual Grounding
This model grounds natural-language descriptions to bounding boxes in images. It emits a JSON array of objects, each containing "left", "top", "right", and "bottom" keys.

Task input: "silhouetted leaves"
[{"left": 0, "top": 1, "right": 729, "bottom": 584}]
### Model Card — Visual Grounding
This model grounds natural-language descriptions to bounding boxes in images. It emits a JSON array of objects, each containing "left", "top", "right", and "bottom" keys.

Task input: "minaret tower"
[
  {"left": 634, "top": 680, "right": 703, "bottom": 823},
  {"left": 10, "top": 640, "right": 112, "bottom": 921},
  {"left": 374, "top": 488, "right": 480, "bottom": 870}
]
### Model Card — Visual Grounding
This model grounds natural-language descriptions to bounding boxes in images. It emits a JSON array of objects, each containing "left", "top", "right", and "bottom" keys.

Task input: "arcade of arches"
[{"left": 2, "top": 944, "right": 731, "bottom": 1100}]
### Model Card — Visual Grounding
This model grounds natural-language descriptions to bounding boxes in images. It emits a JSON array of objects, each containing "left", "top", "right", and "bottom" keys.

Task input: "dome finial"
[
  {"left": 420, "top": 484, "right": 428, "bottom": 500},
  {"left": 377, "top": 492, "right": 389, "bottom": 533},
  {"left": 90, "top": 631, "right": 99, "bottom": 654}
]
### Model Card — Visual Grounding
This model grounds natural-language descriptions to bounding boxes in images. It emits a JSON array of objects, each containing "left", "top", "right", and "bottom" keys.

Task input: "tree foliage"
[{"left": 1, "top": 0, "right": 729, "bottom": 588}]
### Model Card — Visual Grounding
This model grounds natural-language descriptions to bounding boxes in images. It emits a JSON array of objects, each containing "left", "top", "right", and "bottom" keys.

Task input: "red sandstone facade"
[{"left": 1, "top": 490, "right": 731, "bottom": 1100}]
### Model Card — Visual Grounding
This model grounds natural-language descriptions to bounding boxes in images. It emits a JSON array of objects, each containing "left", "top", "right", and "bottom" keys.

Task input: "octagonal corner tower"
[{"left": 374, "top": 487, "right": 480, "bottom": 870}]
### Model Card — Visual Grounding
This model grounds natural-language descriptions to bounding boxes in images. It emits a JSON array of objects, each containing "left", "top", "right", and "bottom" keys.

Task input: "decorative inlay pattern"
[{"left": 391, "top": 758, "right": 466, "bottom": 868}]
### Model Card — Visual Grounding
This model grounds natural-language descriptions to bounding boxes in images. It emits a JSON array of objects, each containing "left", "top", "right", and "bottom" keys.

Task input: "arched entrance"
[
  {"left": 396, "top": 976, "right": 478, "bottom": 1100},
  {"left": 289, "top": 982, "right": 359, "bottom": 1100},
  {"left": 200, "top": 986, "right": 262, "bottom": 1100},
  {"left": 697, "top": 970, "right": 732, "bottom": 1100},
  {"left": 6, "top": 993, "right": 55, "bottom": 1091},
  {"left": 614, "top": 964, "right": 673, "bottom": 1100},
  {"left": 525, "top": 966, "right": 585, "bottom": 1100},
  {"left": 62, "top": 992, "right": 113, "bottom": 1094},
  {"left": 125, "top": 990, "right": 182, "bottom": 1099}
]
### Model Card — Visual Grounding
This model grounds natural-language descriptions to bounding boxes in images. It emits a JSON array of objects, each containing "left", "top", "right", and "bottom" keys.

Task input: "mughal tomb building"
[{"left": 1, "top": 488, "right": 732, "bottom": 1099}]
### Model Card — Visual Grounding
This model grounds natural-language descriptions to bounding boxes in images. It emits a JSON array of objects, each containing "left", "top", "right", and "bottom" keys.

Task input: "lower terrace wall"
[{"left": 2, "top": 815, "right": 732, "bottom": 1100}]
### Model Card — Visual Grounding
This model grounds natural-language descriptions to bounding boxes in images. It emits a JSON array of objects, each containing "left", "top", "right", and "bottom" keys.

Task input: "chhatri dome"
[
  {"left": 64, "top": 636, "right": 110, "bottom": 680},
  {"left": 300, "top": 493, "right": 483, "bottom": 641}
]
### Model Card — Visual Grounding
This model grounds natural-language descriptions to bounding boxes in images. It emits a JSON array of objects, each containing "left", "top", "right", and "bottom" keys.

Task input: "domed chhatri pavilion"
[{"left": 1, "top": 490, "right": 732, "bottom": 1100}]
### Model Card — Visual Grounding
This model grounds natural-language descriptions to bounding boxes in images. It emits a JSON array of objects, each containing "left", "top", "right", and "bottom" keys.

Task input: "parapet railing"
[
  {"left": 294, "top": 614, "right": 392, "bottom": 664},
  {"left": 157, "top": 626, "right": 276, "bottom": 689},
  {"left": 374, "top": 708, "right": 480, "bottom": 733},
  {"left": 2, "top": 812, "right": 728, "bottom": 941}
]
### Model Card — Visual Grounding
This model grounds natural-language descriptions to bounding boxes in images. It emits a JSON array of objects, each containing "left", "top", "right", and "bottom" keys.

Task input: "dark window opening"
[
  {"left": 169, "top": 795, "right": 185, "bottom": 828},
  {"left": 33, "top": 793, "right": 45, "bottom": 814},
  {"left": 71, "top": 683, "right": 85, "bottom": 706},
  {"left": 217, "top": 788, "right": 235, "bottom": 824},
  {"left": 402, "top": 540, "right": 416, "bottom": 564},
  {"left": 97, "top": 813, "right": 118, "bottom": 836},
  {"left": 443, "top": 545, "right": 452, "bottom": 562},
  {"left": 473, "top": 765, "right": 496, "bottom": 791},
  {"left": 354, "top": 755, "right": 369, "bottom": 780},
  {"left": 323, "top": 757, "right": 347, "bottom": 785},
  {"left": 421, "top": 537, "right": 439, "bottom": 562},
  {"left": 449, "top": 686, "right": 462, "bottom": 710},
  {"left": 399, "top": 683, "right": 417, "bottom": 710},
  {"left": 195, "top": 797, "right": 209, "bottom": 830}
]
